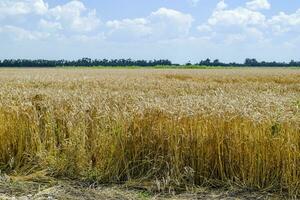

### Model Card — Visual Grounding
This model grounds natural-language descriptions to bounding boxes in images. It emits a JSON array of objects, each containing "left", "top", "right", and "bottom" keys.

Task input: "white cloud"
[
  {"left": 39, "top": 19, "right": 62, "bottom": 31},
  {"left": 33, "top": 0, "right": 48, "bottom": 15},
  {"left": 106, "top": 18, "right": 152, "bottom": 39},
  {"left": 0, "top": 25, "right": 49, "bottom": 40},
  {"left": 106, "top": 8, "right": 194, "bottom": 41},
  {"left": 208, "top": 7, "right": 266, "bottom": 26},
  {"left": 48, "top": 1, "right": 101, "bottom": 32},
  {"left": 202, "top": 0, "right": 300, "bottom": 38},
  {"left": 245, "top": 27, "right": 265, "bottom": 41},
  {"left": 216, "top": 0, "right": 228, "bottom": 10},
  {"left": 0, "top": 1, "right": 30, "bottom": 17},
  {"left": 150, "top": 8, "right": 194, "bottom": 37},
  {"left": 107, "top": 18, "right": 148, "bottom": 30},
  {"left": 49, "top": 1, "right": 86, "bottom": 21},
  {"left": 71, "top": 10, "right": 100, "bottom": 32},
  {"left": 197, "top": 1, "right": 268, "bottom": 44},
  {"left": 196, "top": 0, "right": 300, "bottom": 47},
  {"left": 0, "top": 0, "right": 100, "bottom": 33},
  {"left": 197, "top": 24, "right": 212, "bottom": 32},
  {"left": 268, "top": 9, "right": 300, "bottom": 34},
  {"left": 0, "top": 0, "right": 48, "bottom": 18},
  {"left": 246, "top": 0, "right": 271, "bottom": 11}
]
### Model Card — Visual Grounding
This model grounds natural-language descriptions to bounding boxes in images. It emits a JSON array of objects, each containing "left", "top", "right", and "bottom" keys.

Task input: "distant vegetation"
[
  {"left": 0, "top": 58, "right": 172, "bottom": 67},
  {"left": 0, "top": 58, "right": 300, "bottom": 67},
  {"left": 194, "top": 58, "right": 300, "bottom": 67}
]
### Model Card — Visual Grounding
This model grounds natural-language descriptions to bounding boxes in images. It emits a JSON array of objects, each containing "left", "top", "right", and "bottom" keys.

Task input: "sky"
[{"left": 0, "top": 0, "right": 300, "bottom": 63}]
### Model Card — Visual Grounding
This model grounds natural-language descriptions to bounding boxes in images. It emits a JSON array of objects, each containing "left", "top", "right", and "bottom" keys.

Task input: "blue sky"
[{"left": 0, "top": 0, "right": 300, "bottom": 63}]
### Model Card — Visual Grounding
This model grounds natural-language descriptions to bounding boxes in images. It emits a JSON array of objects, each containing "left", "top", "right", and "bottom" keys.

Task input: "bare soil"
[{"left": 0, "top": 175, "right": 284, "bottom": 200}]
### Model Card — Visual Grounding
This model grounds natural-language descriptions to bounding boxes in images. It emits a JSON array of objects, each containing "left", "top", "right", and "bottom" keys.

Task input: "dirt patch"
[{"left": 0, "top": 177, "right": 283, "bottom": 200}]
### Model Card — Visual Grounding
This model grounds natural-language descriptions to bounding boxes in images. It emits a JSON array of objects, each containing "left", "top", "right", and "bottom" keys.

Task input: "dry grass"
[
  {"left": 0, "top": 178, "right": 282, "bottom": 200},
  {"left": 0, "top": 68, "right": 299, "bottom": 197}
]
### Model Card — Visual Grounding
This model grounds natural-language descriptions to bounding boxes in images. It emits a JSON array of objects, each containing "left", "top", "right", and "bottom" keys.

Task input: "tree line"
[
  {"left": 191, "top": 58, "right": 300, "bottom": 67},
  {"left": 0, "top": 58, "right": 300, "bottom": 67},
  {"left": 0, "top": 58, "right": 172, "bottom": 67}
]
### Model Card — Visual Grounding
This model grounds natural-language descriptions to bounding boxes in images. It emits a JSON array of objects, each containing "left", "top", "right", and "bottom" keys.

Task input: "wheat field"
[{"left": 0, "top": 68, "right": 299, "bottom": 197}]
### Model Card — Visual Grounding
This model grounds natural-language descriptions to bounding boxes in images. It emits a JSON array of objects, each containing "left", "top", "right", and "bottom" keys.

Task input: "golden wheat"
[{"left": 0, "top": 68, "right": 299, "bottom": 196}]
